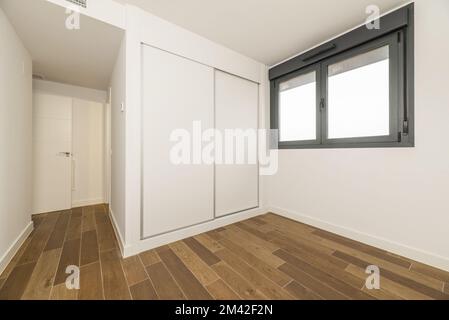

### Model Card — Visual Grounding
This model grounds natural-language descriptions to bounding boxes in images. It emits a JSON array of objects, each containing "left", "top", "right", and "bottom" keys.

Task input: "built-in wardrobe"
[{"left": 141, "top": 44, "right": 259, "bottom": 239}]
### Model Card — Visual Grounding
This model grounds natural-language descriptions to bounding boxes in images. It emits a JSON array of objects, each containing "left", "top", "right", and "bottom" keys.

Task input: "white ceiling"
[
  {"left": 0, "top": 0, "right": 410, "bottom": 89},
  {"left": 0, "top": 0, "right": 124, "bottom": 90},
  {"left": 116, "top": 0, "right": 410, "bottom": 66}
]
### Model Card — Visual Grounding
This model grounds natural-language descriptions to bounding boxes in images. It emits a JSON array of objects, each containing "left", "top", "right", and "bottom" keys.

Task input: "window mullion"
[{"left": 319, "top": 62, "right": 327, "bottom": 145}]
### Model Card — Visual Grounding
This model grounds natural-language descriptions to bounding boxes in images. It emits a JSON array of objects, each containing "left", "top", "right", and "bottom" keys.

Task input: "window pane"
[
  {"left": 328, "top": 46, "right": 390, "bottom": 139},
  {"left": 278, "top": 71, "right": 316, "bottom": 142}
]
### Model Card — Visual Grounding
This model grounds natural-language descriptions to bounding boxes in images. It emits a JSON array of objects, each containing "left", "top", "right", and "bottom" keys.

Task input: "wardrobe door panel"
[
  {"left": 142, "top": 45, "right": 214, "bottom": 238},
  {"left": 215, "top": 71, "right": 259, "bottom": 217}
]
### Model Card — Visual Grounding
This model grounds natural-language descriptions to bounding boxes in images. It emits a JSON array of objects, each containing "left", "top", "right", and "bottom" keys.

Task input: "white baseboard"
[
  {"left": 108, "top": 207, "right": 126, "bottom": 257},
  {"left": 120, "top": 207, "right": 267, "bottom": 258},
  {"left": 72, "top": 198, "right": 104, "bottom": 208},
  {"left": 0, "top": 221, "right": 34, "bottom": 276},
  {"left": 269, "top": 206, "right": 449, "bottom": 272}
]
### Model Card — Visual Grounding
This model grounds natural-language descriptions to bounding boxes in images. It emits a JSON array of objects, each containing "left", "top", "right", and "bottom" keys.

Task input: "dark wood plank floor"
[{"left": 0, "top": 204, "right": 448, "bottom": 300}]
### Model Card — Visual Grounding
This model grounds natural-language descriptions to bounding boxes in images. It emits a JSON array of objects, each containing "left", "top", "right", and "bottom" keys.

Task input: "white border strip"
[
  {"left": 110, "top": 201, "right": 449, "bottom": 272},
  {"left": 109, "top": 208, "right": 126, "bottom": 257},
  {"left": 0, "top": 222, "right": 34, "bottom": 276},
  {"left": 72, "top": 198, "right": 105, "bottom": 208},
  {"left": 269, "top": 205, "right": 449, "bottom": 272},
  {"left": 118, "top": 207, "right": 266, "bottom": 258}
]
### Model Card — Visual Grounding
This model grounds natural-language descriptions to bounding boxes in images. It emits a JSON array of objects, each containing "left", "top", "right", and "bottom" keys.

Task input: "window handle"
[
  {"left": 320, "top": 98, "right": 326, "bottom": 111},
  {"left": 58, "top": 152, "right": 72, "bottom": 157},
  {"left": 403, "top": 119, "right": 409, "bottom": 135}
]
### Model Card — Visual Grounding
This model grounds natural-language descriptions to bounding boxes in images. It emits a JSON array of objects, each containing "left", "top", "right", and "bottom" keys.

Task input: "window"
[
  {"left": 278, "top": 69, "right": 318, "bottom": 144},
  {"left": 270, "top": 4, "right": 414, "bottom": 149},
  {"left": 327, "top": 46, "right": 390, "bottom": 140}
]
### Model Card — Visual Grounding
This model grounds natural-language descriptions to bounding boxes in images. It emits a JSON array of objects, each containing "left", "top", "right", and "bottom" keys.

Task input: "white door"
[
  {"left": 32, "top": 93, "right": 73, "bottom": 214},
  {"left": 215, "top": 70, "right": 259, "bottom": 217},
  {"left": 142, "top": 44, "right": 215, "bottom": 238},
  {"left": 71, "top": 98, "right": 104, "bottom": 207}
]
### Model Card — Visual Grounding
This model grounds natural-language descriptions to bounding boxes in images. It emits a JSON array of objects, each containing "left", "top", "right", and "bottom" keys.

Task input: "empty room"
[{"left": 1, "top": 0, "right": 449, "bottom": 308}]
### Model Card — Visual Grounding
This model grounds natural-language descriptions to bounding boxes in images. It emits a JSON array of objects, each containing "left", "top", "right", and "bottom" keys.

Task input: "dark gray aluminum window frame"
[
  {"left": 322, "top": 32, "right": 401, "bottom": 146},
  {"left": 274, "top": 64, "right": 322, "bottom": 147},
  {"left": 270, "top": 3, "right": 414, "bottom": 149}
]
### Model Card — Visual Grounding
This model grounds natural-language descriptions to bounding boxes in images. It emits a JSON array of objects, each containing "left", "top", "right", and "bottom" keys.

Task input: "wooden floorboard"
[
  {"left": 50, "top": 283, "right": 78, "bottom": 300},
  {"left": 218, "top": 228, "right": 284, "bottom": 269},
  {"left": 284, "top": 281, "right": 323, "bottom": 300},
  {"left": 313, "top": 229, "right": 412, "bottom": 269},
  {"left": 0, "top": 262, "right": 36, "bottom": 300},
  {"left": 411, "top": 262, "right": 449, "bottom": 283},
  {"left": 216, "top": 236, "right": 292, "bottom": 287},
  {"left": 121, "top": 255, "right": 148, "bottom": 287},
  {"left": 80, "top": 230, "right": 99, "bottom": 266},
  {"left": 169, "top": 241, "right": 219, "bottom": 286},
  {"left": 139, "top": 250, "right": 161, "bottom": 267},
  {"left": 65, "top": 214, "right": 82, "bottom": 241},
  {"left": 345, "top": 264, "right": 428, "bottom": 300},
  {"left": 18, "top": 214, "right": 58, "bottom": 265},
  {"left": 96, "top": 219, "right": 117, "bottom": 252},
  {"left": 0, "top": 236, "right": 32, "bottom": 282},
  {"left": 1, "top": 205, "right": 449, "bottom": 300},
  {"left": 79, "top": 262, "right": 104, "bottom": 300},
  {"left": 211, "top": 262, "right": 267, "bottom": 300},
  {"left": 183, "top": 238, "right": 221, "bottom": 266},
  {"left": 333, "top": 250, "right": 447, "bottom": 299},
  {"left": 206, "top": 279, "right": 240, "bottom": 300},
  {"left": 81, "top": 208, "right": 96, "bottom": 232},
  {"left": 279, "top": 263, "right": 349, "bottom": 300},
  {"left": 130, "top": 280, "right": 158, "bottom": 300},
  {"left": 100, "top": 249, "right": 131, "bottom": 300},
  {"left": 22, "top": 249, "right": 61, "bottom": 300},
  {"left": 158, "top": 247, "right": 213, "bottom": 300},
  {"left": 215, "top": 248, "right": 294, "bottom": 300},
  {"left": 194, "top": 234, "right": 224, "bottom": 253},
  {"left": 274, "top": 249, "right": 373, "bottom": 300},
  {"left": 146, "top": 262, "right": 186, "bottom": 300},
  {"left": 44, "top": 211, "right": 70, "bottom": 252},
  {"left": 53, "top": 238, "right": 81, "bottom": 286}
]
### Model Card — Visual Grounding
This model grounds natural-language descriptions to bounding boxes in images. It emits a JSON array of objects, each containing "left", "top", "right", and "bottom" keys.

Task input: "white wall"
[
  {"left": 104, "top": 100, "right": 112, "bottom": 205},
  {"left": 109, "top": 36, "right": 126, "bottom": 243},
  {"left": 0, "top": 8, "right": 33, "bottom": 273},
  {"left": 267, "top": 0, "right": 449, "bottom": 271},
  {"left": 33, "top": 79, "right": 107, "bottom": 103}
]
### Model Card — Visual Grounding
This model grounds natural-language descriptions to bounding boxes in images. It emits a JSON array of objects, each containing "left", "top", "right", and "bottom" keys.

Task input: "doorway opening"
[{"left": 1, "top": 0, "right": 124, "bottom": 214}]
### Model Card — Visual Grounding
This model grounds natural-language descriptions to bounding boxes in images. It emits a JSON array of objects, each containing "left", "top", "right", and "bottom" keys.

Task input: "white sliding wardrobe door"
[
  {"left": 215, "top": 71, "right": 259, "bottom": 217},
  {"left": 142, "top": 45, "right": 214, "bottom": 238}
]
